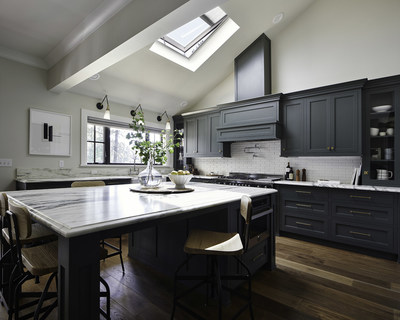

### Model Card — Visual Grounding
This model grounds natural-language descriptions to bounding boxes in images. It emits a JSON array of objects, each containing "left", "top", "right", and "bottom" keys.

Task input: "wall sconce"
[
  {"left": 130, "top": 104, "right": 143, "bottom": 117},
  {"left": 96, "top": 95, "right": 110, "bottom": 119},
  {"left": 157, "top": 111, "right": 171, "bottom": 130}
]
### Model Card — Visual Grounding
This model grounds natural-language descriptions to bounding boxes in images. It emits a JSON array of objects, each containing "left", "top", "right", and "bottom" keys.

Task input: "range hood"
[
  {"left": 216, "top": 34, "right": 281, "bottom": 142},
  {"left": 216, "top": 93, "right": 281, "bottom": 142}
]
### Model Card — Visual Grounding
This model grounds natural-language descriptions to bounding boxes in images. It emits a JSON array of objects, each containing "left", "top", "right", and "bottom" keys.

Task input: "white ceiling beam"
[{"left": 48, "top": 0, "right": 228, "bottom": 93}]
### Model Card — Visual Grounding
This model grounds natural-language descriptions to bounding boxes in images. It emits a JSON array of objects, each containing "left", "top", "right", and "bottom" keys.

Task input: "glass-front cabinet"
[{"left": 363, "top": 75, "right": 400, "bottom": 186}]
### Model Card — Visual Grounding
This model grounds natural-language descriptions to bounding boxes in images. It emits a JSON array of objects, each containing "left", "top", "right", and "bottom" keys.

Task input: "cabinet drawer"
[
  {"left": 280, "top": 186, "right": 328, "bottom": 202},
  {"left": 331, "top": 190, "right": 394, "bottom": 206},
  {"left": 283, "top": 199, "right": 327, "bottom": 216},
  {"left": 243, "top": 241, "right": 268, "bottom": 274},
  {"left": 332, "top": 204, "right": 393, "bottom": 224},
  {"left": 332, "top": 221, "right": 394, "bottom": 253},
  {"left": 282, "top": 214, "right": 328, "bottom": 239}
]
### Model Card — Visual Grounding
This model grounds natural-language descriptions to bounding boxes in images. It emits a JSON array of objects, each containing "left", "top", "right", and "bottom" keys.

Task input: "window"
[{"left": 86, "top": 117, "right": 162, "bottom": 165}]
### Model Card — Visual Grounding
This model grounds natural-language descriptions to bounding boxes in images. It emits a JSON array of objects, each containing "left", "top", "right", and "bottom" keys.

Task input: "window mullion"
[{"left": 104, "top": 127, "right": 110, "bottom": 164}]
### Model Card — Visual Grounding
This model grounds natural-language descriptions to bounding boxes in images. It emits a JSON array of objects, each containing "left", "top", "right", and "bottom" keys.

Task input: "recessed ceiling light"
[
  {"left": 272, "top": 12, "right": 284, "bottom": 24},
  {"left": 89, "top": 73, "right": 100, "bottom": 80}
]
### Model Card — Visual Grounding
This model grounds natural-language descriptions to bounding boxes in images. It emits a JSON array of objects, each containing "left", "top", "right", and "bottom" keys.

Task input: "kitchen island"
[{"left": 5, "top": 182, "right": 276, "bottom": 319}]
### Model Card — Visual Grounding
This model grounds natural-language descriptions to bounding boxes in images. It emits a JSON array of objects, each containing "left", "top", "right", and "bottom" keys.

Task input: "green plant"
[{"left": 126, "top": 110, "right": 181, "bottom": 164}]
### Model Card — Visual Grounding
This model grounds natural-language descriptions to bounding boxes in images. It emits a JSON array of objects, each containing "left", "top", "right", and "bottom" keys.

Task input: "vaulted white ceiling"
[{"left": 0, "top": 0, "right": 315, "bottom": 115}]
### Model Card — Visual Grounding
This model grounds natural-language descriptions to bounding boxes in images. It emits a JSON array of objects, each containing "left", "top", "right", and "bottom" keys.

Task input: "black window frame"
[{"left": 86, "top": 117, "right": 163, "bottom": 165}]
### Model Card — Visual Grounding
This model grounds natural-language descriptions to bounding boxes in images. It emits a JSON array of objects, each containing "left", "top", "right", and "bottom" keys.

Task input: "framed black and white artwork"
[{"left": 29, "top": 108, "right": 71, "bottom": 156}]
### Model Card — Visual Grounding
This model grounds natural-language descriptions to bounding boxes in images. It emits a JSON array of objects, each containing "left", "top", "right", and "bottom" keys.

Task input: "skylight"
[
  {"left": 150, "top": 7, "right": 239, "bottom": 71},
  {"left": 160, "top": 7, "right": 227, "bottom": 58}
]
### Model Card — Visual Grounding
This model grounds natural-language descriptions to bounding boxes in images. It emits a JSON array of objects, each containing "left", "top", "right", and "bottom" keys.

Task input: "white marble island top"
[{"left": 6, "top": 182, "right": 276, "bottom": 238}]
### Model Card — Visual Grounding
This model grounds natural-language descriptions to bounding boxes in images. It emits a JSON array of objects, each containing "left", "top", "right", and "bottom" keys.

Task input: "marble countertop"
[
  {"left": 6, "top": 182, "right": 277, "bottom": 238},
  {"left": 16, "top": 176, "right": 134, "bottom": 183},
  {"left": 274, "top": 180, "right": 400, "bottom": 193}
]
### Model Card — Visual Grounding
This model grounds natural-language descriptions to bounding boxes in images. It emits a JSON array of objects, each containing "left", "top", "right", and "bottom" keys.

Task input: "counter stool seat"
[{"left": 171, "top": 195, "right": 255, "bottom": 320}]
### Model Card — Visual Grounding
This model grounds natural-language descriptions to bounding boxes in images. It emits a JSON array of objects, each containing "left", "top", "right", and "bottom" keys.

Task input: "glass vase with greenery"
[{"left": 126, "top": 110, "right": 181, "bottom": 186}]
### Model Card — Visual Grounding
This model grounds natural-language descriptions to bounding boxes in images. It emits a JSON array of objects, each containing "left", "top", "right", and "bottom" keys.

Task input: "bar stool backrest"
[
  {"left": 71, "top": 181, "right": 106, "bottom": 187},
  {"left": 240, "top": 195, "right": 253, "bottom": 252},
  {"left": 7, "top": 202, "right": 32, "bottom": 241},
  {"left": 0, "top": 193, "right": 8, "bottom": 218}
]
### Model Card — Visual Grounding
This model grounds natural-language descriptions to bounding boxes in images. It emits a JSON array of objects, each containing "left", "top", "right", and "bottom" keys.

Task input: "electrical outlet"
[
  {"left": 59, "top": 160, "right": 64, "bottom": 168},
  {"left": 0, "top": 159, "right": 12, "bottom": 167}
]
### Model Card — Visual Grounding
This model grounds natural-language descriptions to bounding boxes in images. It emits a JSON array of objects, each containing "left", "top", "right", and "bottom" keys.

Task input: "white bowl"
[
  {"left": 372, "top": 105, "right": 392, "bottom": 113},
  {"left": 168, "top": 174, "right": 193, "bottom": 189},
  {"left": 370, "top": 127, "right": 379, "bottom": 136}
]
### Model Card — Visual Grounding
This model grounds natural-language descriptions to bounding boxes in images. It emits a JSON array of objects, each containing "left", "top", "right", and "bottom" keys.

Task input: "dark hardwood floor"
[{"left": 2, "top": 235, "right": 399, "bottom": 319}]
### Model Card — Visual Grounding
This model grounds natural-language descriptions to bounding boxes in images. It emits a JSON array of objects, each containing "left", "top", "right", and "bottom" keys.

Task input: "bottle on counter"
[
  {"left": 288, "top": 166, "right": 294, "bottom": 181},
  {"left": 285, "top": 162, "right": 291, "bottom": 180},
  {"left": 296, "top": 169, "right": 300, "bottom": 181},
  {"left": 302, "top": 168, "right": 307, "bottom": 181}
]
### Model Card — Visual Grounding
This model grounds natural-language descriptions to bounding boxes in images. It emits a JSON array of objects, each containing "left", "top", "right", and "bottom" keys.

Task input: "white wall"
[
  {"left": 272, "top": 0, "right": 400, "bottom": 93},
  {"left": 188, "top": 0, "right": 400, "bottom": 181},
  {"left": 0, "top": 57, "right": 163, "bottom": 191}
]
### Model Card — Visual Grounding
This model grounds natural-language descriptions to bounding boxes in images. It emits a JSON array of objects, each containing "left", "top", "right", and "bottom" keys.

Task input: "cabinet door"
[
  {"left": 305, "top": 95, "right": 330, "bottom": 154},
  {"left": 362, "top": 84, "right": 400, "bottom": 186},
  {"left": 184, "top": 117, "right": 197, "bottom": 156},
  {"left": 196, "top": 116, "right": 208, "bottom": 155},
  {"left": 330, "top": 90, "right": 361, "bottom": 155},
  {"left": 208, "top": 113, "right": 223, "bottom": 156},
  {"left": 281, "top": 99, "right": 304, "bottom": 156}
]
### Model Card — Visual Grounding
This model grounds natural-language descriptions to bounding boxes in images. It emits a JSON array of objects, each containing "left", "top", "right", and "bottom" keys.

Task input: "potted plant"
[{"left": 126, "top": 109, "right": 181, "bottom": 187}]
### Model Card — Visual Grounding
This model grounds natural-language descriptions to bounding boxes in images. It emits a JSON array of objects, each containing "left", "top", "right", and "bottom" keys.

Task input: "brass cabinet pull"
[
  {"left": 252, "top": 252, "right": 265, "bottom": 262},
  {"left": 350, "top": 231, "right": 371, "bottom": 237},
  {"left": 326, "top": 147, "right": 330, "bottom": 150},
  {"left": 296, "top": 203, "right": 312, "bottom": 208},
  {"left": 350, "top": 195, "right": 371, "bottom": 200},
  {"left": 295, "top": 221, "right": 312, "bottom": 226},
  {"left": 295, "top": 190, "right": 311, "bottom": 194},
  {"left": 350, "top": 210, "right": 371, "bottom": 215}
]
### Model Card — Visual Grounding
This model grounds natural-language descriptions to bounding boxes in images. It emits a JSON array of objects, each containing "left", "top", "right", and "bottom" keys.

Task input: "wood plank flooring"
[{"left": 1, "top": 235, "right": 399, "bottom": 319}]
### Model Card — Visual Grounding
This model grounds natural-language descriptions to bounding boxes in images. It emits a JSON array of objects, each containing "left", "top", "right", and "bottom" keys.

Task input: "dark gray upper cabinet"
[
  {"left": 281, "top": 99, "right": 304, "bottom": 156},
  {"left": 234, "top": 34, "right": 271, "bottom": 101},
  {"left": 184, "top": 111, "right": 230, "bottom": 158},
  {"left": 362, "top": 75, "right": 400, "bottom": 187},
  {"left": 281, "top": 79, "right": 366, "bottom": 157}
]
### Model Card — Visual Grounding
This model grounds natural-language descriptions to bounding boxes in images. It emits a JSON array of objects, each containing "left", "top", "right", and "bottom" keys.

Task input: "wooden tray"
[{"left": 130, "top": 186, "right": 194, "bottom": 194}]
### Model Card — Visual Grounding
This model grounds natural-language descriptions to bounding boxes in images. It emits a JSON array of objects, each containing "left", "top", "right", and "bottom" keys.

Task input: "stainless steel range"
[{"left": 212, "top": 172, "right": 282, "bottom": 188}]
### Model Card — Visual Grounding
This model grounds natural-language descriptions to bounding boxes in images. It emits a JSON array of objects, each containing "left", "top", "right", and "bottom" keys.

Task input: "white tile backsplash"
[{"left": 192, "top": 140, "right": 361, "bottom": 184}]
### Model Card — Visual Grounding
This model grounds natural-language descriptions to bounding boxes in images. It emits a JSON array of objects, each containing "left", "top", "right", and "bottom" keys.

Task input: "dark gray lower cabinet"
[
  {"left": 330, "top": 189, "right": 395, "bottom": 253},
  {"left": 279, "top": 186, "right": 329, "bottom": 239},
  {"left": 278, "top": 185, "right": 398, "bottom": 258}
]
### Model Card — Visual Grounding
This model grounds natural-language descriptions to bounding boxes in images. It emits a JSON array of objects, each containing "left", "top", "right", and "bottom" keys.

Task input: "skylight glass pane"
[
  {"left": 166, "top": 17, "right": 210, "bottom": 48},
  {"left": 204, "top": 7, "right": 226, "bottom": 24}
]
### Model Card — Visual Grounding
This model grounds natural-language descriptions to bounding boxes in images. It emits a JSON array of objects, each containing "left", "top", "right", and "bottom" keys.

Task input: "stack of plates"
[{"left": 372, "top": 105, "right": 392, "bottom": 113}]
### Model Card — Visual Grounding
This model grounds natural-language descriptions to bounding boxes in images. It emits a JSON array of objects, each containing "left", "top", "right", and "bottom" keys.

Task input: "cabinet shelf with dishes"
[{"left": 363, "top": 75, "right": 400, "bottom": 186}]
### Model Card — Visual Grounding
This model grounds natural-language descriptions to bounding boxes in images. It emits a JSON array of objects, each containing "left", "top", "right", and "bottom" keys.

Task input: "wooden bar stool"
[
  {"left": 1, "top": 193, "right": 57, "bottom": 318},
  {"left": 171, "top": 195, "right": 254, "bottom": 320},
  {"left": 71, "top": 180, "right": 125, "bottom": 273},
  {"left": 6, "top": 202, "right": 111, "bottom": 320}
]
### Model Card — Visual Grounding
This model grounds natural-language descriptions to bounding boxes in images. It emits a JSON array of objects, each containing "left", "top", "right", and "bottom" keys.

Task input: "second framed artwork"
[{"left": 29, "top": 108, "right": 71, "bottom": 156}]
